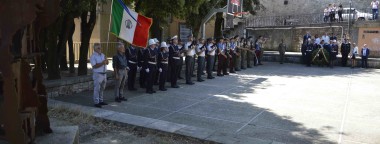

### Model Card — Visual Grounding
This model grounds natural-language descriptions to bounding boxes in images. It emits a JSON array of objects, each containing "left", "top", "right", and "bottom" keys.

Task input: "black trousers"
[
  {"left": 305, "top": 52, "right": 312, "bottom": 66},
  {"left": 197, "top": 56, "right": 205, "bottom": 80},
  {"left": 139, "top": 65, "right": 146, "bottom": 88},
  {"left": 341, "top": 53, "right": 349, "bottom": 66},
  {"left": 217, "top": 55, "right": 228, "bottom": 75},
  {"left": 362, "top": 57, "right": 368, "bottom": 68},
  {"left": 177, "top": 57, "right": 184, "bottom": 78},
  {"left": 206, "top": 55, "right": 215, "bottom": 78},
  {"left": 159, "top": 64, "right": 168, "bottom": 89},
  {"left": 146, "top": 64, "right": 157, "bottom": 92},
  {"left": 127, "top": 63, "right": 137, "bottom": 89},
  {"left": 170, "top": 59, "right": 181, "bottom": 86},
  {"left": 185, "top": 56, "right": 194, "bottom": 83}
]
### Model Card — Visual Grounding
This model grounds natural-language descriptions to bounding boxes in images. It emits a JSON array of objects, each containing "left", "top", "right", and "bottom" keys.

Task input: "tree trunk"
[
  {"left": 68, "top": 21, "right": 75, "bottom": 73},
  {"left": 150, "top": 18, "right": 162, "bottom": 41},
  {"left": 214, "top": 12, "right": 224, "bottom": 38},
  {"left": 46, "top": 21, "right": 61, "bottom": 79},
  {"left": 58, "top": 13, "right": 75, "bottom": 71},
  {"left": 78, "top": 2, "right": 97, "bottom": 76},
  {"left": 39, "top": 29, "right": 48, "bottom": 72}
]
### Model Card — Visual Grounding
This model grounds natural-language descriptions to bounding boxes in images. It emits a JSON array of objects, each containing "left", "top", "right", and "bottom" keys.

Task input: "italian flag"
[{"left": 110, "top": 0, "right": 152, "bottom": 48}]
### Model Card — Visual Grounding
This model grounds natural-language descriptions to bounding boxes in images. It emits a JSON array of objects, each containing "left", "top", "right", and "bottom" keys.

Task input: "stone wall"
[{"left": 256, "top": 0, "right": 373, "bottom": 16}]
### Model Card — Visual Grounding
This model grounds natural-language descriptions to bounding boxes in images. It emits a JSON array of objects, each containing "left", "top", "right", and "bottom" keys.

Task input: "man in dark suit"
[
  {"left": 340, "top": 39, "right": 351, "bottom": 67},
  {"left": 361, "top": 44, "right": 370, "bottom": 68}
]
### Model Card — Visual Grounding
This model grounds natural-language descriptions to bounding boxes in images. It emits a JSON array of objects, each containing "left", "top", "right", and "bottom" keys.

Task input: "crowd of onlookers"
[{"left": 323, "top": 0, "right": 379, "bottom": 22}]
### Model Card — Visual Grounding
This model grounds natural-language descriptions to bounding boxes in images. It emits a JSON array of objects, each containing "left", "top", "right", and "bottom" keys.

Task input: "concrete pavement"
[{"left": 52, "top": 62, "right": 380, "bottom": 144}]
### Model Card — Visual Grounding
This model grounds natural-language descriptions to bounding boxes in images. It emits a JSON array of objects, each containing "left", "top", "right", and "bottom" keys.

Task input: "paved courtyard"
[{"left": 53, "top": 62, "right": 380, "bottom": 144}]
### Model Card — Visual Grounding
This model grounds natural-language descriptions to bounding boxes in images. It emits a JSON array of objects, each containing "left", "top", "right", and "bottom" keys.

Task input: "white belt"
[
  {"left": 128, "top": 60, "right": 136, "bottom": 64},
  {"left": 148, "top": 62, "right": 157, "bottom": 65},
  {"left": 161, "top": 61, "right": 168, "bottom": 64},
  {"left": 173, "top": 57, "right": 180, "bottom": 59}
]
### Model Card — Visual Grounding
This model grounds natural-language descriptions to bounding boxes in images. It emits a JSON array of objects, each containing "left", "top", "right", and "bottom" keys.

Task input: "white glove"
[
  {"left": 159, "top": 68, "right": 162, "bottom": 73},
  {"left": 137, "top": 67, "right": 142, "bottom": 71},
  {"left": 126, "top": 67, "right": 130, "bottom": 71},
  {"left": 145, "top": 68, "right": 149, "bottom": 73}
]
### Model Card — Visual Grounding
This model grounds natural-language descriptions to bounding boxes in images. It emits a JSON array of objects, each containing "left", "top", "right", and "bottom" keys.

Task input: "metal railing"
[
  {"left": 67, "top": 42, "right": 120, "bottom": 62},
  {"left": 246, "top": 8, "right": 375, "bottom": 28}
]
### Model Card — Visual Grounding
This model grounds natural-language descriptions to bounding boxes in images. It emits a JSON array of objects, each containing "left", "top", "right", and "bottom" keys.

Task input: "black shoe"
[
  {"left": 171, "top": 85, "right": 180, "bottom": 88},
  {"left": 178, "top": 77, "right": 184, "bottom": 79},
  {"left": 191, "top": 74, "right": 196, "bottom": 77},
  {"left": 224, "top": 73, "right": 229, "bottom": 75},
  {"left": 197, "top": 79, "right": 204, "bottom": 82},
  {"left": 207, "top": 77, "right": 213, "bottom": 79},
  {"left": 140, "top": 86, "right": 146, "bottom": 88},
  {"left": 186, "top": 82, "right": 195, "bottom": 85},
  {"left": 159, "top": 88, "right": 167, "bottom": 91},
  {"left": 247, "top": 66, "right": 252, "bottom": 68},
  {"left": 115, "top": 97, "right": 122, "bottom": 103},
  {"left": 129, "top": 88, "right": 138, "bottom": 91},
  {"left": 94, "top": 104, "right": 102, "bottom": 108},
  {"left": 119, "top": 97, "right": 128, "bottom": 101},
  {"left": 99, "top": 102, "right": 108, "bottom": 105},
  {"left": 230, "top": 71, "right": 236, "bottom": 73},
  {"left": 217, "top": 74, "right": 223, "bottom": 76},
  {"left": 146, "top": 90, "right": 154, "bottom": 94},
  {"left": 152, "top": 90, "right": 156, "bottom": 93},
  {"left": 235, "top": 69, "right": 241, "bottom": 71}
]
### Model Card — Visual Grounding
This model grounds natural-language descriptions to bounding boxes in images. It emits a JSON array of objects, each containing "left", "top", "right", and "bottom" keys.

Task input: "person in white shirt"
[
  {"left": 321, "top": 33, "right": 330, "bottom": 44},
  {"left": 90, "top": 43, "right": 109, "bottom": 108},
  {"left": 371, "top": 0, "right": 379, "bottom": 20},
  {"left": 184, "top": 35, "right": 196, "bottom": 85},
  {"left": 196, "top": 38, "right": 206, "bottom": 82},
  {"left": 324, "top": 7, "right": 329, "bottom": 22},
  {"left": 351, "top": 43, "right": 358, "bottom": 68},
  {"left": 206, "top": 38, "right": 217, "bottom": 79},
  {"left": 314, "top": 34, "right": 321, "bottom": 45}
]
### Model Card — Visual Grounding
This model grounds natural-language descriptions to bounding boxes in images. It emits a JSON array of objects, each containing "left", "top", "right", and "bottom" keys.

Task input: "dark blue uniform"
[
  {"left": 126, "top": 46, "right": 138, "bottom": 90},
  {"left": 144, "top": 47, "right": 157, "bottom": 93},
  {"left": 138, "top": 48, "right": 146, "bottom": 88},
  {"left": 330, "top": 44, "right": 338, "bottom": 68},
  {"left": 158, "top": 50, "right": 169, "bottom": 91},
  {"left": 305, "top": 43, "right": 314, "bottom": 67},
  {"left": 169, "top": 44, "right": 182, "bottom": 88}
]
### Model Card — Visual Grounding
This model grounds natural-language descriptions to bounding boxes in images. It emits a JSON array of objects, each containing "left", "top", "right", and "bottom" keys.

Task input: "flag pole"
[{"left": 105, "top": 0, "right": 114, "bottom": 73}]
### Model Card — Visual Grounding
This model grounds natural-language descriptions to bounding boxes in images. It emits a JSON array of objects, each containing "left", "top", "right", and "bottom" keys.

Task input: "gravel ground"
[{"left": 48, "top": 107, "right": 215, "bottom": 144}]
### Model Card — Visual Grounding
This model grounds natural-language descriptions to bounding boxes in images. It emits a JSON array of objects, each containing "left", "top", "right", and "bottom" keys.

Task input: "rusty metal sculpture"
[{"left": 0, "top": 0, "right": 60, "bottom": 143}]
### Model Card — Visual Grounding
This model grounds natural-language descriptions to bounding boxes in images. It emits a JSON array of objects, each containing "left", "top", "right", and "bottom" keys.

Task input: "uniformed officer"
[
  {"left": 137, "top": 45, "right": 146, "bottom": 88},
  {"left": 126, "top": 45, "right": 138, "bottom": 91},
  {"left": 177, "top": 39, "right": 185, "bottom": 80},
  {"left": 240, "top": 37, "right": 247, "bottom": 70},
  {"left": 153, "top": 38, "right": 160, "bottom": 85},
  {"left": 184, "top": 35, "right": 196, "bottom": 85},
  {"left": 90, "top": 43, "right": 109, "bottom": 108},
  {"left": 113, "top": 43, "right": 129, "bottom": 102},
  {"left": 168, "top": 35, "right": 181, "bottom": 88},
  {"left": 278, "top": 39, "right": 287, "bottom": 64},
  {"left": 234, "top": 36, "right": 241, "bottom": 71},
  {"left": 217, "top": 38, "right": 228, "bottom": 76},
  {"left": 229, "top": 36, "right": 238, "bottom": 73},
  {"left": 206, "top": 38, "right": 217, "bottom": 79},
  {"left": 247, "top": 36, "right": 254, "bottom": 68},
  {"left": 158, "top": 42, "right": 169, "bottom": 91},
  {"left": 144, "top": 39, "right": 158, "bottom": 94},
  {"left": 224, "top": 38, "right": 231, "bottom": 74},
  {"left": 341, "top": 38, "right": 351, "bottom": 67},
  {"left": 305, "top": 38, "right": 314, "bottom": 67},
  {"left": 330, "top": 40, "right": 339, "bottom": 68},
  {"left": 196, "top": 38, "right": 206, "bottom": 82}
]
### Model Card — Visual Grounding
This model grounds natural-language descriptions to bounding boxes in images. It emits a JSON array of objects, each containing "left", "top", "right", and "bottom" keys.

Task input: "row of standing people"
[
  {"left": 301, "top": 34, "right": 370, "bottom": 69},
  {"left": 89, "top": 34, "right": 266, "bottom": 108}
]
